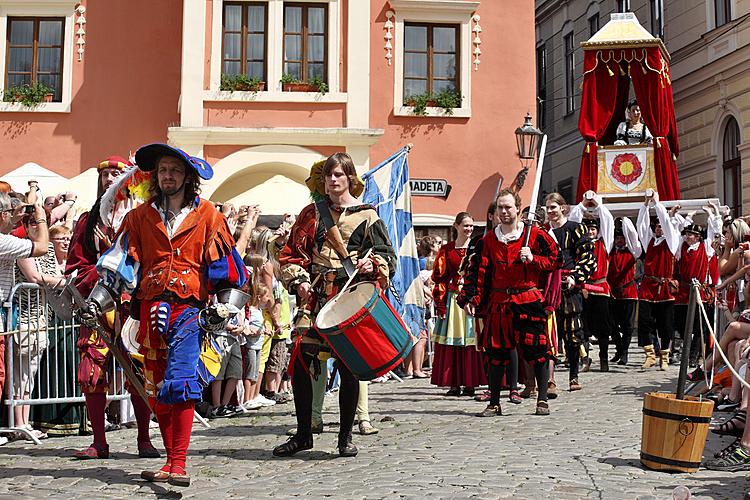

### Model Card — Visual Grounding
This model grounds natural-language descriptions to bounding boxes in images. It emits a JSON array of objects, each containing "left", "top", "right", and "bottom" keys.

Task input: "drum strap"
[{"left": 315, "top": 199, "right": 356, "bottom": 277}]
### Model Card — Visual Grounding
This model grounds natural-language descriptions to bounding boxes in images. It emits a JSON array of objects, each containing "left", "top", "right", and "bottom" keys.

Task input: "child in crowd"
[
  {"left": 244, "top": 283, "right": 277, "bottom": 408},
  {"left": 263, "top": 280, "right": 293, "bottom": 403},
  {"left": 242, "top": 285, "right": 272, "bottom": 409}
]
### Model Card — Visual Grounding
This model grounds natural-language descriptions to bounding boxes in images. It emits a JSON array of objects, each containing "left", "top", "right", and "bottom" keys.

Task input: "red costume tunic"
[
  {"left": 586, "top": 239, "right": 610, "bottom": 297},
  {"left": 639, "top": 239, "right": 676, "bottom": 303},
  {"left": 66, "top": 211, "right": 118, "bottom": 394},
  {"left": 462, "top": 225, "right": 559, "bottom": 360},
  {"left": 675, "top": 242, "right": 709, "bottom": 304},
  {"left": 432, "top": 242, "right": 466, "bottom": 318},
  {"left": 608, "top": 246, "right": 638, "bottom": 300}
]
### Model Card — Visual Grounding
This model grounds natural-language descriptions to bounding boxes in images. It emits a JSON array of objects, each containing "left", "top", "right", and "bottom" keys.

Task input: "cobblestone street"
[{"left": 0, "top": 351, "right": 746, "bottom": 499}]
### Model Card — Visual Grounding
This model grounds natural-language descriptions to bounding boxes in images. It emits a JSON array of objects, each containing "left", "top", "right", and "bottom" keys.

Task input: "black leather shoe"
[
  {"left": 610, "top": 352, "right": 622, "bottom": 363},
  {"left": 618, "top": 352, "right": 628, "bottom": 365},
  {"left": 272, "top": 435, "right": 313, "bottom": 457},
  {"left": 338, "top": 441, "right": 358, "bottom": 457},
  {"left": 338, "top": 433, "right": 358, "bottom": 457},
  {"left": 600, "top": 358, "right": 609, "bottom": 372}
]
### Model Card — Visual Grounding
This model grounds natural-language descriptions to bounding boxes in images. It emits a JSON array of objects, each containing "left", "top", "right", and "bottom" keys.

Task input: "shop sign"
[{"left": 410, "top": 179, "right": 451, "bottom": 198}]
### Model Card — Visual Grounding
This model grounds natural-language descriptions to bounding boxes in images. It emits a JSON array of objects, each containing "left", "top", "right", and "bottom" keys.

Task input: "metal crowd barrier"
[{"left": 1, "top": 283, "right": 130, "bottom": 444}]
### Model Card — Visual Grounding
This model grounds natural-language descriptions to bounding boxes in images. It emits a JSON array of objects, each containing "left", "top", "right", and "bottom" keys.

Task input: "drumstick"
[{"left": 334, "top": 248, "right": 373, "bottom": 301}]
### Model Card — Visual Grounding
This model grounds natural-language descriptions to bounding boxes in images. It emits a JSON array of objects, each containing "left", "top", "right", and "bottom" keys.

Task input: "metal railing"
[{"left": 1, "top": 283, "right": 130, "bottom": 444}]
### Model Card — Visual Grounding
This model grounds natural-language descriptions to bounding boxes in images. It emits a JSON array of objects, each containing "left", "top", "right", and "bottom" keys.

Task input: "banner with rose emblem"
[{"left": 596, "top": 145, "right": 657, "bottom": 196}]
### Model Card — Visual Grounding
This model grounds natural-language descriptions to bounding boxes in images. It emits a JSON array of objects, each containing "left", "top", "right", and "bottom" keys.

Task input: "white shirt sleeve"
[
  {"left": 655, "top": 201, "right": 681, "bottom": 256},
  {"left": 704, "top": 214, "right": 722, "bottom": 258},
  {"left": 568, "top": 203, "right": 585, "bottom": 224},
  {"left": 621, "top": 216, "right": 642, "bottom": 259},
  {"left": 0, "top": 234, "right": 33, "bottom": 260},
  {"left": 637, "top": 204, "right": 653, "bottom": 251},
  {"left": 597, "top": 204, "right": 615, "bottom": 254}
]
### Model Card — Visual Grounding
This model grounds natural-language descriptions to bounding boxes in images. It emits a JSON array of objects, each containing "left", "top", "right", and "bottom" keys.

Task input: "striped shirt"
[{"left": 0, "top": 233, "right": 33, "bottom": 331}]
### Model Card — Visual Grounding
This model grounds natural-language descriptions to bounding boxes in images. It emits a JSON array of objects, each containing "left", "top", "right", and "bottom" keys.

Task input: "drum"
[{"left": 315, "top": 281, "right": 414, "bottom": 381}]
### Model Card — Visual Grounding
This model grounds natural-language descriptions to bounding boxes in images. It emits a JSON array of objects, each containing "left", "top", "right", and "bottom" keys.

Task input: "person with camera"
[
  {"left": 79, "top": 144, "right": 247, "bottom": 487},
  {"left": 0, "top": 193, "right": 49, "bottom": 446},
  {"left": 636, "top": 191, "right": 682, "bottom": 370}
]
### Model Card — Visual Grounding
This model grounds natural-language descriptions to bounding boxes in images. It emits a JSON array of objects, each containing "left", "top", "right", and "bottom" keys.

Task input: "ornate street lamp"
[{"left": 512, "top": 112, "right": 544, "bottom": 192}]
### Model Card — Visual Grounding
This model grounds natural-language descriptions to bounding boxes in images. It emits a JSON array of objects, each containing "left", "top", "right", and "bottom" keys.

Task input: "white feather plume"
[{"left": 98, "top": 165, "right": 140, "bottom": 230}]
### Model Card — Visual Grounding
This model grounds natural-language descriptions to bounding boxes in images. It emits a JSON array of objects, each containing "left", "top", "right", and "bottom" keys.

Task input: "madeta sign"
[{"left": 410, "top": 179, "right": 451, "bottom": 198}]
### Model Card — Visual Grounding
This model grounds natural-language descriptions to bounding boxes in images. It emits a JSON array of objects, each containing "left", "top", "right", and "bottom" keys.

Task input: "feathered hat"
[{"left": 135, "top": 143, "right": 214, "bottom": 180}]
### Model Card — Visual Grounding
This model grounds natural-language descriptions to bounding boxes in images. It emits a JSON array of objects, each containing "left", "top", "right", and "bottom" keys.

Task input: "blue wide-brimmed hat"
[{"left": 135, "top": 143, "right": 214, "bottom": 180}]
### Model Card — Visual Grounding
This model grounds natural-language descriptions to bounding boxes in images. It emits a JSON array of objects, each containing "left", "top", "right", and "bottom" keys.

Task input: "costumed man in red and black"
[
  {"left": 636, "top": 191, "right": 681, "bottom": 370},
  {"left": 569, "top": 191, "right": 615, "bottom": 371},
  {"left": 460, "top": 188, "right": 560, "bottom": 417},
  {"left": 544, "top": 193, "right": 596, "bottom": 391},
  {"left": 79, "top": 144, "right": 248, "bottom": 487},
  {"left": 671, "top": 202, "right": 722, "bottom": 367},
  {"left": 457, "top": 201, "right": 507, "bottom": 404},
  {"left": 67, "top": 157, "right": 159, "bottom": 460},
  {"left": 606, "top": 216, "right": 642, "bottom": 366},
  {"left": 273, "top": 153, "right": 396, "bottom": 458}
]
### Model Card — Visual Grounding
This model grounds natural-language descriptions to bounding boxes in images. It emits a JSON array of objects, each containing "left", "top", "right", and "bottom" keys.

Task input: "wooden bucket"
[{"left": 640, "top": 392, "right": 714, "bottom": 473}]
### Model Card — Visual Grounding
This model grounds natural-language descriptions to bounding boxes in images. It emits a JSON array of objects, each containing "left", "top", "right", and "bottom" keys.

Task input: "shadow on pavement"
[{"left": 0, "top": 466, "right": 180, "bottom": 497}]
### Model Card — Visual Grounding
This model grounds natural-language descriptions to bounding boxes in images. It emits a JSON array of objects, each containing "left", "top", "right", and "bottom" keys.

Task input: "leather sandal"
[
  {"left": 547, "top": 381, "right": 558, "bottom": 399},
  {"left": 141, "top": 467, "right": 170, "bottom": 483},
  {"left": 73, "top": 444, "right": 109, "bottom": 460},
  {"left": 712, "top": 411, "right": 746, "bottom": 437},
  {"left": 569, "top": 379, "right": 582, "bottom": 392},
  {"left": 535, "top": 400, "right": 550, "bottom": 416},
  {"left": 167, "top": 466, "right": 190, "bottom": 487},
  {"left": 272, "top": 435, "right": 313, "bottom": 457},
  {"left": 508, "top": 390, "right": 522, "bottom": 404}
]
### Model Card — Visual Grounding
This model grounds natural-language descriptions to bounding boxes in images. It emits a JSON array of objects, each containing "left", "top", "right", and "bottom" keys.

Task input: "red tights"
[
  {"left": 84, "top": 392, "right": 154, "bottom": 449},
  {"left": 151, "top": 398, "right": 194, "bottom": 474}
]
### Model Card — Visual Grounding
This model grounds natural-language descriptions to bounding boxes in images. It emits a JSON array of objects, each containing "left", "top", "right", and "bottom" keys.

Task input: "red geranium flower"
[{"left": 610, "top": 153, "right": 643, "bottom": 185}]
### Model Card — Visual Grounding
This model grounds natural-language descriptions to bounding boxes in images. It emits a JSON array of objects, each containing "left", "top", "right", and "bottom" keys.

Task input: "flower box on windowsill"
[
  {"left": 232, "top": 82, "right": 265, "bottom": 92},
  {"left": 283, "top": 82, "right": 319, "bottom": 92}
]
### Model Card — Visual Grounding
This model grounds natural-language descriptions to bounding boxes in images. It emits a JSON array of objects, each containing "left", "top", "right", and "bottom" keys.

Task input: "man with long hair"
[
  {"left": 79, "top": 144, "right": 247, "bottom": 487},
  {"left": 273, "top": 152, "right": 396, "bottom": 458}
]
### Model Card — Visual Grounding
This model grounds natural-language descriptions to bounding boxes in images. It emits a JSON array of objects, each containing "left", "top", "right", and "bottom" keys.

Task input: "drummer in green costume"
[{"left": 273, "top": 152, "right": 396, "bottom": 458}]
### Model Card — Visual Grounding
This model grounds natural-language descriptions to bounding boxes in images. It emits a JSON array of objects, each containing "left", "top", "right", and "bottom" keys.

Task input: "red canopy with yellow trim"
[{"left": 576, "top": 13, "right": 680, "bottom": 201}]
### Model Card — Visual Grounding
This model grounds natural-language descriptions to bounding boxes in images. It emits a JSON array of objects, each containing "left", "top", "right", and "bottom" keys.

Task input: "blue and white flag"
[{"left": 362, "top": 147, "right": 425, "bottom": 336}]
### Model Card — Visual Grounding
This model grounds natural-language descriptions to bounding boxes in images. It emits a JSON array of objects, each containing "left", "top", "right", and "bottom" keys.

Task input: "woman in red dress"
[{"left": 430, "top": 212, "right": 487, "bottom": 396}]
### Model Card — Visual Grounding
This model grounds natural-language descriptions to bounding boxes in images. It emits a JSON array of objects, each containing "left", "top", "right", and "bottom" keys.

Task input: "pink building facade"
[{"left": 0, "top": 0, "right": 535, "bottom": 230}]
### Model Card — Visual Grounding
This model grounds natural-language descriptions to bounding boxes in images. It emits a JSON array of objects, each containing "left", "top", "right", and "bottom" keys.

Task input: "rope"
[{"left": 696, "top": 293, "right": 750, "bottom": 391}]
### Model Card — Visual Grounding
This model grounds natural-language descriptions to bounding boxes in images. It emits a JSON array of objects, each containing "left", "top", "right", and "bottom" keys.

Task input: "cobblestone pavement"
[{"left": 0, "top": 349, "right": 747, "bottom": 499}]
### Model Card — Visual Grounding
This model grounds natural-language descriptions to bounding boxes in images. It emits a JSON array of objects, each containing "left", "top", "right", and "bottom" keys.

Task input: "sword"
[
  {"left": 61, "top": 282, "right": 151, "bottom": 407},
  {"left": 521, "top": 134, "right": 548, "bottom": 257}
]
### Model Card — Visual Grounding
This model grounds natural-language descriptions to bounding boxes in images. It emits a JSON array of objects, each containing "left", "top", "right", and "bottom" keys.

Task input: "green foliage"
[
  {"left": 432, "top": 89, "right": 462, "bottom": 115},
  {"left": 308, "top": 76, "right": 328, "bottom": 95},
  {"left": 280, "top": 73, "right": 302, "bottom": 85},
  {"left": 3, "top": 81, "right": 54, "bottom": 107},
  {"left": 405, "top": 89, "right": 462, "bottom": 116},
  {"left": 405, "top": 93, "right": 432, "bottom": 116},
  {"left": 220, "top": 74, "right": 264, "bottom": 93}
]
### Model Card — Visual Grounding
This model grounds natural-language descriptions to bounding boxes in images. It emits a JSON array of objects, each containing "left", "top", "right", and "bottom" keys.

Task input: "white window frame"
[
  {"left": 206, "top": 0, "right": 345, "bottom": 103},
  {"left": 0, "top": 0, "right": 75, "bottom": 113},
  {"left": 391, "top": 0, "right": 478, "bottom": 118}
]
